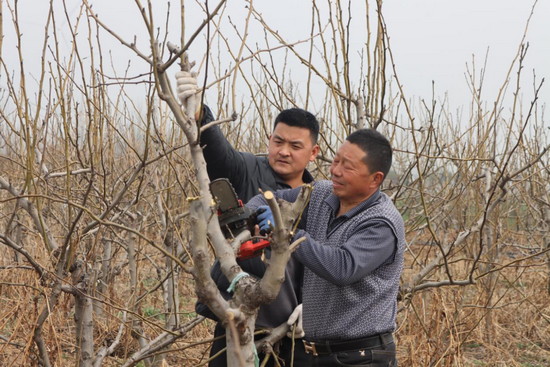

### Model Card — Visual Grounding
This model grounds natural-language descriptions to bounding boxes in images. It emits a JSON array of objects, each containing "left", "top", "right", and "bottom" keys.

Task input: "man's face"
[
  {"left": 268, "top": 123, "right": 319, "bottom": 183},
  {"left": 330, "top": 141, "right": 383, "bottom": 207}
]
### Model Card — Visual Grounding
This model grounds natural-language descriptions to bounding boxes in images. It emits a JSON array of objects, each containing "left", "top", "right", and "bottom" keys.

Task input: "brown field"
[
  {"left": 1, "top": 229, "right": 548, "bottom": 366},
  {"left": 1, "top": 1, "right": 549, "bottom": 366}
]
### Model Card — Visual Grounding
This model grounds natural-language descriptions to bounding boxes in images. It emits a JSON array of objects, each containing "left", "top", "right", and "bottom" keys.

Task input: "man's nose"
[
  {"left": 331, "top": 162, "right": 342, "bottom": 176},
  {"left": 279, "top": 146, "right": 290, "bottom": 156}
]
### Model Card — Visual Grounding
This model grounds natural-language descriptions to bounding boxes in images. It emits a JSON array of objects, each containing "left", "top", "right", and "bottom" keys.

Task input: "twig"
[{"left": 199, "top": 112, "right": 238, "bottom": 134}]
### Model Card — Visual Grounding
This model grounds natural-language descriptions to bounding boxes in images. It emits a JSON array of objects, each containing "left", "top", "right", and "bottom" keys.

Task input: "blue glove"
[{"left": 256, "top": 205, "right": 275, "bottom": 235}]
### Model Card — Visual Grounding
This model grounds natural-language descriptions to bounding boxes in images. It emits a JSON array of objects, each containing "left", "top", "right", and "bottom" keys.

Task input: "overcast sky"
[
  {"left": 1, "top": 0, "right": 548, "bottom": 123},
  {"left": 383, "top": 1, "right": 549, "bottom": 112}
]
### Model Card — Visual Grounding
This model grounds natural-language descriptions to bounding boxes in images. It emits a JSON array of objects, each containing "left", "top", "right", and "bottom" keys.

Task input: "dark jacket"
[
  {"left": 201, "top": 106, "right": 314, "bottom": 201},
  {"left": 196, "top": 105, "right": 314, "bottom": 327}
]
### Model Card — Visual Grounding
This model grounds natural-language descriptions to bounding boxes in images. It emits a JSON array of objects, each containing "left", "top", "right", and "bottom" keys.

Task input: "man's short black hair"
[
  {"left": 346, "top": 128, "right": 392, "bottom": 179},
  {"left": 274, "top": 108, "right": 320, "bottom": 144}
]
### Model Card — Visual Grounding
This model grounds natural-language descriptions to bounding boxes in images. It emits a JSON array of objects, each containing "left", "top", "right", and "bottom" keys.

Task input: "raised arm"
[
  {"left": 199, "top": 105, "right": 248, "bottom": 186},
  {"left": 175, "top": 72, "right": 248, "bottom": 187}
]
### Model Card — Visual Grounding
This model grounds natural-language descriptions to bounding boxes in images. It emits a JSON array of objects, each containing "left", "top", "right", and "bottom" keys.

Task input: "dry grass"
[
  {"left": 0, "top": 247, "right": 213, "bottom": 366},
  {"left": 397, "top": 241, "right": 550, "bottom": 367},
  {"left": 1, "top": 236, "right": 548, "bottom": 366}
]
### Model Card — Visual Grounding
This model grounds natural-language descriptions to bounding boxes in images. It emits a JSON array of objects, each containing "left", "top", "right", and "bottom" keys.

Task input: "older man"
[{"left": 249, "top": 128, "right": 405, "bottom": 366}]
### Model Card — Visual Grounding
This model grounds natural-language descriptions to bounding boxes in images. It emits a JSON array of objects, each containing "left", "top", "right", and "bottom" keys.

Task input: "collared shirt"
[
  {"left": 296, "top": 189, "right": 397, "bottom": 286},
  {"left": 247, "top": 180, "right": 406, "bottom": 339},
  {"left": 248, "top": 185, "right": 396, "bottom": 286}
]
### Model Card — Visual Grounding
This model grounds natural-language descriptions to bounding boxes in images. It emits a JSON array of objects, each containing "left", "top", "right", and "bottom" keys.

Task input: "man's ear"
[
  {"left": 310, "top": 144, "right": 320, "bottom": 162},
  {"left": 372, "top": 172, "right": 385, "bottom": 186}
]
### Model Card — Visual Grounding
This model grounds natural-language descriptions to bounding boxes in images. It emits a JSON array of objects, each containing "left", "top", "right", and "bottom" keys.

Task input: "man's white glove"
[
  {"left": 286, "top": 304, "right": 304, "bottom": 338},
  {"left": 175, "top": 71, "right": 202, "bottom": 118}
]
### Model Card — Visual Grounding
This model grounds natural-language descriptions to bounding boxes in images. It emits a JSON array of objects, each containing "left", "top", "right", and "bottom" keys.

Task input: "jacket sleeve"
[
  {"left": 199, "top": 105, "right": 247, "bottom": 189},
  {"left": 293, "top": 221, "right": 397, "bottom": 287}
]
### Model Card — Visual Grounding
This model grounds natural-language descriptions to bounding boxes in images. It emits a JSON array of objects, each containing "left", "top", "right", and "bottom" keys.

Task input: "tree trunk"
[
  {"left": 225, "top": 313, "right": 257, "bottom": 367},
  {"left": 72, "top": 260, "right": 94, "bottom": 367}
]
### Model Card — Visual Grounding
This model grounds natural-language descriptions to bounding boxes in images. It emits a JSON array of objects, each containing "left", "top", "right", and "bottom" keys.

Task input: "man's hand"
[
  {"left": 175, "top": 71, "right": 202, "bottom": 118},
  {"left": 256, "top": 206, "right": 275, "bottom": 235},
  {"left": 287, "top": 304, "right": 304, "bottom": 338}
]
